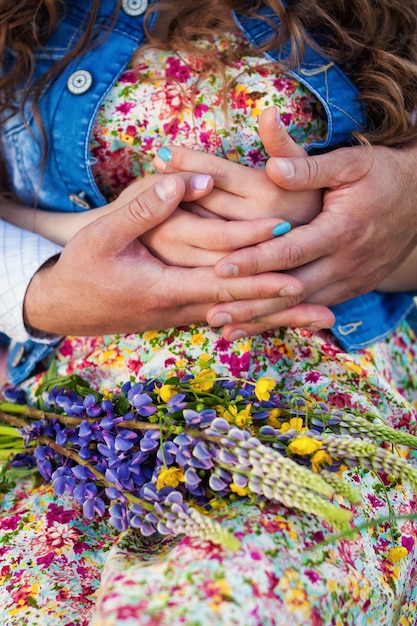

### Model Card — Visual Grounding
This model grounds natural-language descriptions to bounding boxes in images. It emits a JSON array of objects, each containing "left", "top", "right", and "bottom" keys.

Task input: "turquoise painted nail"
[
  {"left": 273, "top": 221, "right": 291, "bottom": 237},
  {"left": 157, "top": 147, "right": 172, "bottom": 163}
]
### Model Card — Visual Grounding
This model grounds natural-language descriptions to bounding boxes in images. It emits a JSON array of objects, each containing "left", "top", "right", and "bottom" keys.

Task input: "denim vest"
[{"left": 2, "top": 0, "right": 415, "bottom": 384}]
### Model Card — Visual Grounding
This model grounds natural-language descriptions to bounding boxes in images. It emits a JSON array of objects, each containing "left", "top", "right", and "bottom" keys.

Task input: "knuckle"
[
  {"left": 278, "top": 240, "right": 304, "bottom": 269},
  {"left": 210, "top": 228, "right": 230, "bottom": 250},
  {"left": 304, "top": 156, "right": 320, "bottom": 185},
  {"left": 126, "top": 195, "right": 154, "bottom": 224}
]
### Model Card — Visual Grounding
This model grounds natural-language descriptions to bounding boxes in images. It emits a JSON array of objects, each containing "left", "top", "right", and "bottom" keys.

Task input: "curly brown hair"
[{"left": 1, "top": 0, "right": 417, "bottom": 153}]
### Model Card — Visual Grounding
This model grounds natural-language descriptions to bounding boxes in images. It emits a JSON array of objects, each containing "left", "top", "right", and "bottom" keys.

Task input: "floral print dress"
[{"left": 1, "top": 33, "right": 417, "bottom": 626}]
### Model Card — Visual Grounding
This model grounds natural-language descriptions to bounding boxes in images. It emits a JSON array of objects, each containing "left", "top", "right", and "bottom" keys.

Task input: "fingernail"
[
  {"left": 210, "top": 313, "right": 232, "bottom": 327},
  {"left": 155, "top": 176, "right": 178, "bottom": 202},
  {"left": 275, "top": 107, "right": 281, "bottom": 126},
  {"left": 305, "top": 321, "right": 329, "bottom": 331},
  {"left": 216, "top": 263, "right": 239, "bottom": 278},
  {"left": 229, "top": 330, "right": 248, "bottom": 342},
  {"left": 279, "top": 285, "right": 302, "bottom": 297},
  {"left": 191, "top": 174, "right": 211, "bottom": 190},
  {"left": 274, "top": 158, "right": 295, "bottom": 178},
  {"left": 273, "top": 221, "right": 291, "bottom": 237},
  {"left": 157, "top": 147, "right": 172, "bottom": 164}
]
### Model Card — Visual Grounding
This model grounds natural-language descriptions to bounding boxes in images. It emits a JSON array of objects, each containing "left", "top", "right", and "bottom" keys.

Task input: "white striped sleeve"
[{"left": 0, "top": 219, "right": 63, "bottom": 342}]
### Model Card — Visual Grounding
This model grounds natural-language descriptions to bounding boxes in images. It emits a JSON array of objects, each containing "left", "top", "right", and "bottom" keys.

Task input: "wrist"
[{"left": 23, "top": 254, "right": 61, "bottom": 334}]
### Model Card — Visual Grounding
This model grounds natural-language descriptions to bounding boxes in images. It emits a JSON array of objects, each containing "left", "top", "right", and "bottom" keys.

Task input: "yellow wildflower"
[
  {"left": 155, "top": 383, "right": 177, "bottom": 403},
  {"left": 223, "top": 403, "right": 253, "bottom": 429},
  {"left": 190, "top": 369, "right": 216, "bottom": 392},
  {"left": 156, "top": 467, "right": 185, "bottom": 490},
  {"left": 288, "top": 436, "right": 322, "bottom": 456},
  {"left": 387, "top": 546, "right": 409, "bottom": 563},
  {"left": 267, "top": 408, "right": 281, "bottom": 428},
  {"left": 311, "top": 449, "right": 333, "bottom": 473},
  {"left": 230, "top": 482, "right": 249, "bottom": 497},
  {"left": 280, "top": 417, "right": 305, "bottom": 434},
  {"left": 254, "top": 377, "right": 276, "bottom": 402}
]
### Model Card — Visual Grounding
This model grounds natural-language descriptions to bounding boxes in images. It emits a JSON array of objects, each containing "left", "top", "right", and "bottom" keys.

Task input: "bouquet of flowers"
[{"left": 1, "top": 368, "right": 417, "bottom": 551}]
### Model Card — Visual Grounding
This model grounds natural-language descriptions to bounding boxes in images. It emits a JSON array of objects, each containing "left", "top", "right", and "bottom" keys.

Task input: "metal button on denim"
[
  {"left": 67, "top": 70, "right": 93, "bottom": 95},
  {"left": 122, "top": 0, "right": 148, "bottom": 16},
  {"left": 68, "top": 191, "right": 91, "bottom": 209}
]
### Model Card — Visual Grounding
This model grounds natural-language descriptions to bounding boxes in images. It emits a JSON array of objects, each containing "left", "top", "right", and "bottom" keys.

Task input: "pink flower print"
[
  {"left": 402, "top": 536, "right": 415, "bottom": 551},
  {"left": 127, "top": 357, "right": 144, "bottom": 377},
  {"left": 119, "top": 69, "right": 139, "bottom": 84},
  {"left": 165, "top": 56, "right": 191, "bottom": 82},
  {"left": 281, "top": 112, "right": 292, "bottom": 125},
  {"left": 366, "top": 494, "right": 384, "bottom": 509},
  {"left": 36, "top": 552, "right": 55, "bottom": 569},
  {"left": 194, "top": 102, "right": 210, "bottom": 118},
  {"left": 305, "top": 371, "right": 322, "bottom": 383},
  {"left": 163, "top": 117, "right": 187, "bottom": 141},
  {"left": 214, "top": 337, "right": 232, "bottom": 352},
  {"left": 231, "top": 88, "right": 249, "bottom": 110},
  {"left": 246, "top": 148, "right": 265, "bottom": 167},
  {"left": 224, "top": 351, "right": 251, "bottom": 377},
  {"left": 0, "top": 513, "right": 22, "bottom": 531},
  {"left": 46, "top": 503, "right": 78, "bottom": 525},
  {"left": 198, "top": 129, "right": 222, "bottom": 152},
  {"left": 59, "top": 338, "right": 76, "bottom": 358},
  {"left": 304, "top": 569, "right": 321, "bottom": 583},
  {"left": 45, "top": 523, "right": 81, "bottom": 549},
  {"left": 115, "top": 102, "right": 136, "bottom": 117}
]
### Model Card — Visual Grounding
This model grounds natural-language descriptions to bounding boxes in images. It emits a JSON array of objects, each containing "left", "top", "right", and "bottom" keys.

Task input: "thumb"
[
  {"left": 94, "top": 175, "right": 185, "bottom": 254},
  {"left": 259, "top": 106, "right": 307, "bottom": 158},
  {"left": 265, "top": 144, "right": 373, "bottom": 191}
]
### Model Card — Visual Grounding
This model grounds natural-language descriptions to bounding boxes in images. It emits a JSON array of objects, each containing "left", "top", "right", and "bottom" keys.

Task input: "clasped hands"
[{"left": 24, "top": 107, "right": 417, "bottom": 338}]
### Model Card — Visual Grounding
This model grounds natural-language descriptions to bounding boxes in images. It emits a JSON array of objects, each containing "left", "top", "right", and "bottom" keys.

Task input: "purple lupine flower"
[
  {"left": 184, "top": 467, "right": 202, "bottom": 490},
  {"left": 190, "top": 441, "right": 214, "bottom": 469},
  {"left": 115, "top": 428, "right": 137, "bottom": 452},
  {"left": 83, "top": 395, "right": 103, "bottom": 418},
  {"left": 83, "top": 496, "right": 106, "bottom": 519},
  {"left": 140, "top": 430, "right": 160, "bottom": 452},
  {"left": 9, "top": 452, "right": 36, "bottom": 468},
  {"left": 73, "top": 481, "right": 98, "bottom": 504},
  {"left": 167, "top": 393, "right": 187, "bottom": 413},
  {"left": 157, "top": 441, "right": 178, "bottom": 465},
  {"left": 52, "top": 466, "right": 76, "bottom": 495},
  {"left": 109, "top": 502, "right": 129, "bottom": 531},
  {"left": 131, "top": 393, "right": 157, "bottom": 417},
  {"left": 34, "top": 446, "right": 54, "bottom": 480}
]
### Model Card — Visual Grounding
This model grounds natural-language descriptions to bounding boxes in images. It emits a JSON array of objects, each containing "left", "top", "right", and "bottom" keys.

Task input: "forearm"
[
  {"left": 0, "top": 195, "right": 109, "bottom": 246},
  {"left": 0, "top": 219, "right": 62, "bottom": 342}
]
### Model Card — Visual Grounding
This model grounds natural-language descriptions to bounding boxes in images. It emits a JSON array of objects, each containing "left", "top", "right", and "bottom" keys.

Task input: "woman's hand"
[{"left": 153, "top": 107, "right": 322, "bottom": 226}]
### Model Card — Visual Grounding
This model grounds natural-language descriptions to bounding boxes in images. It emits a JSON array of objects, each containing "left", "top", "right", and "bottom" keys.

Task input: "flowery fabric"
[
  {"left": 1, "top": 35, "right": 417, "bottom": 626},
  {"left": 90, "top": 32, "right": 327, "bottom": 199}
]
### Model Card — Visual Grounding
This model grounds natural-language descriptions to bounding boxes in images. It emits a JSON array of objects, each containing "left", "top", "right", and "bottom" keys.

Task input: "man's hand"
[
  {"left": 208, "top": 142, "right": 417, "bottom": 338},
  {"left": 23, "top": 175, "right": 305, "bottom": 336}
]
